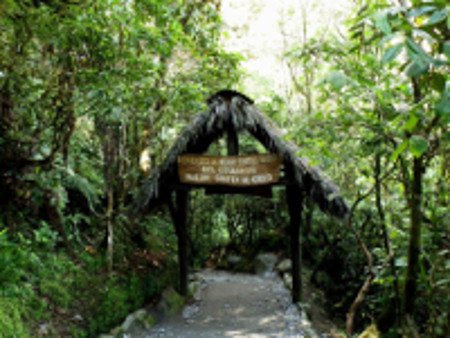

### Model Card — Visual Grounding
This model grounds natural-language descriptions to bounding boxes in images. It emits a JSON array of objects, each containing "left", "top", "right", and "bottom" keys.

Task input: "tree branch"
[{"left": 345, "top": 163, "right": 397, "bottom": 336}]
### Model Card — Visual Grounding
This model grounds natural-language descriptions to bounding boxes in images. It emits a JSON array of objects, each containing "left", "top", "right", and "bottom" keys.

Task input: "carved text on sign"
[{"left": 177, "top": 154, "right": 282, "bottom": 186}]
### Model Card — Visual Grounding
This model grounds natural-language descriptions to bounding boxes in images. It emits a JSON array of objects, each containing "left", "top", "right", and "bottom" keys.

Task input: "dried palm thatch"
[{"left": 136, "top": 90, "right": 348, "bottom": 219}]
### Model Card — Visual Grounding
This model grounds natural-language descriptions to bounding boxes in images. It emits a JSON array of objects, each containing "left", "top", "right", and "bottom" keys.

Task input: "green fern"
[{"left": 62, "top": 170, "right": 100, "bottom": 212}]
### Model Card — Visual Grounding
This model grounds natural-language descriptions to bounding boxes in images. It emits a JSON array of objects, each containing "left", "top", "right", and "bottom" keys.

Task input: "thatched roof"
[{"left": 136, "top": 90, "right": 348, "bottom": 219}]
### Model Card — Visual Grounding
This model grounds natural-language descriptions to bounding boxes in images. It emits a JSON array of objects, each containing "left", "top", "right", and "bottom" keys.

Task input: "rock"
[
  {"left": 55, "top": 307, "right": 67, "bottom": 315},
  {"left": 110, "top": 326, "right": 123, "bottom": 336},
  {"left": 188, "top": 280, "right": 201, "bottom": 300},
  {"left": 158, "top": 287, "right": 185, "bottom": 316},
  {"left": 276, "top": 258, "right": 292, "bottom": 273},
  {"left": 138, "top": 312, "right": 156, "bottom": 330},
  {"left": 189, "top": 272, "right": 202, "bottom": 282},
  {"left": 121, "top": 312, "right": 136, "bottom": 332},
  {"left": 121, "top": 308, "right": 156, "bottom": 332},
  {"left": 188, "top": 273, "right": 205, "bottom": 301},
  {"left": 204, "top": 315, "right": 214, "bottom": 323},
  {"left": 72, "top": 314, "right": 83, "bottom": 322},
  {"left": 254, "top": 253, "right": 278, "bottom": 275},
  {"left": 37, "top": 323, "right": 50, "bottom": 337},
  {"left": 227, "top": 254, "right": 243, "bottom": 266},
  {"left": 134, "top": 309, "right": 148, "bottom": 320},
  {"left": 283, "top": 273, "right": 293, "bottom": 290},
  {"left": 303, "top": 327, "right": 320, "bottom": 338},
  {"left": 358, "top": 324, "right": 380, "bottom": 338},
  {"left": 100, "top": 308, "right": 155, "bottom": 337},
  {"left": 182, "top": 304, "right": 199, "bottom": 320}
]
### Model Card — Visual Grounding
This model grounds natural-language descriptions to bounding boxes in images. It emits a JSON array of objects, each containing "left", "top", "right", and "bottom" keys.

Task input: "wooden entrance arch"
[{"left": 136, "top": 90, "right": 348, "bottom": 303}]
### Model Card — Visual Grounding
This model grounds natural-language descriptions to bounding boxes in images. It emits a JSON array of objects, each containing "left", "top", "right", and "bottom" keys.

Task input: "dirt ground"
[{"left": 132, "top": 270, "right": 324, "bottom": 338}]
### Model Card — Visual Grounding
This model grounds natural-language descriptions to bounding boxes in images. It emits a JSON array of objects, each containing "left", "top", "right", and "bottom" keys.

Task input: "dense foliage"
[
  {"left": 0, "top": 0, "right": 239, "bottom": 336},
  {"left": 0, "top": 0, "right": 448, "bottom": 337},
  {"left": 282, "top": 0, "right": 449, "bottom": 336}
]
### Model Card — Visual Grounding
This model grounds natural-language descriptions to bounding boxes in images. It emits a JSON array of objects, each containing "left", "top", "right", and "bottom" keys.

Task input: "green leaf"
[
  {"left": 430, "top": 57, "right": 447, "bottom": 67},
  {"left": 408, "top": 6, "right": 436, "bottom": 18},
  {"left": 406, "top": 59, "right": 429, "bottom": 77},
  {"left": 406, "top": 38, "right": 428, "bottom": 58},
  {"left": 395, "top": 256, "right": 407, "bottom": 267},
  {"left": 390, "top": 140, "right": 408, "bottom": 162},
  {"left": 424, "top": 8, "right": 448, "bottom": 26},
  {"left": 405, "top": 39, "right": 433, "bottom": 76},
  {"left": 443, "top": 41, "right": 450, "bottom": 58},
  {"left": 382, "top": 43, "right": 403, "bottom": 64},
  {"left": 435, "top": 278, "right": 450, "bottom": 287},
  {"left": 404, "top": 113, "right": 419, "bottom": 132},
  {"left": 110, "top": 107, "right": 122, "bottom": 122},
  {"left": 430, "top": 73, "right": 446, "bottom": 92},
  {"left": 375, "top": 12, "right": 391, "bottom": 35},
  {"left": 436, "top": 92, "right": 450, "bottom": 116},
  {"left": 326, "top": 71, "right": 348, "bottom": 90},
  {"left": 409, "top": 135, "right": 428, "bottom": 157}
]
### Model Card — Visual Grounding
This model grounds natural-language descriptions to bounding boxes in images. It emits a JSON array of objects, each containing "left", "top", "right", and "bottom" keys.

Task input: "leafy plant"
[
  {"left": 0, "top": 229, "right": 27, "bottom": 287},
  {"left": 0, "top": 297, "right": 30, "bottom": 338}
]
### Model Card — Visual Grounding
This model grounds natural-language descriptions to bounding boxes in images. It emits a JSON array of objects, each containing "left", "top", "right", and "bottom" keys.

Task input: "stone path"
[{"left": 132, "top": 270, "right": 318, "bottom": 338}]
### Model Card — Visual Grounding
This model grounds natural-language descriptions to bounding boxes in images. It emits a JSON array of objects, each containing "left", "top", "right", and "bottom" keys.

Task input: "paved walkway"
[{"left": 133, "top": 270, "right": 316, "bottom": 338}]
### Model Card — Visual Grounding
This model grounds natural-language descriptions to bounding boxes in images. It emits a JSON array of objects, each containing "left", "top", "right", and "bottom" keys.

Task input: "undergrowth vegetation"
[{"left": 0, "top": 220, "right": 177, "bottom": 337}]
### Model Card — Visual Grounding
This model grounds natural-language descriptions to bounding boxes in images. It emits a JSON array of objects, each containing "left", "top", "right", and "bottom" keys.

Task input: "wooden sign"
[{"left": 177, "top": 154, "right": 282, "bottom": 186}]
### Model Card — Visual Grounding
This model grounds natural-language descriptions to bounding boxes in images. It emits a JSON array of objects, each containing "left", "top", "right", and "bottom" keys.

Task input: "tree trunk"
[
  {"left": 106, "top": 187, "right": 114, "bottom": 273},
  {"left": 403, "top": 156, "right": 423, "bottom": 316},
  {"left": 375, "top": 152, "right": 401, "bottom": 326},
  {"left": 103, "top": 126, "right": 116, "bottom": 273},
  {"left": 403, "top": 77, "right": 424, "bottom": 317}
]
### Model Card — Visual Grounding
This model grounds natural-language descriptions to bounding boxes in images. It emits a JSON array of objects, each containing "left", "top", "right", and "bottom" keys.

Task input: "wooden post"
[
  {"left": 176, "top": 189, "right": 189, "bottom": 296},
  {"left": 226, "top": 127, "right": 239, "bottom": 156},
  {"left": 168, "top": 189, "right": 189, "bottom": 296},
  {"left": 286, "top": 184, "right": 303, "bottom": 303}
]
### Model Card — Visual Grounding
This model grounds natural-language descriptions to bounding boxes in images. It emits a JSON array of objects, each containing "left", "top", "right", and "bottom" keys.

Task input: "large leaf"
[
  {"left": 406, "top": 59, "right": 429, "bottom": 77},
  {"left": 404, "top": 113, "right": 419, "bottom": 132},
  {"left": 436, "top": 91, "right": 450, "bottom": 116},
  {"left": 408, "top": 6, "right": 436, "bottom": 18},
  {"left": 430, "top": 73, "right": 446, "bottom": 92},
  {"left": 395, "top": 256, "right": 408, "bottom": 268},
  {"left": 409, "top": 135, "right": 428, "bottom": 157},
  {"left": 326, "top": 71, "right": 348, "bottom": 90},
  {"left": 443, "top": 41, "right": 450, "bottom": 58},
  {"left": 406, "top": 37, "right": 429, "bottom": 58},
  {"left": 424, "top": 8, "right": 448, "bottom": 26},
  {"left": 390, "top": 140, "right": 408, "bottom": 162},
  {"left": 382, "top": 43, "right": 403, "bottom": 64},
  {"left": 374, "top": 12, "right": 391, "bottom": 35}
]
